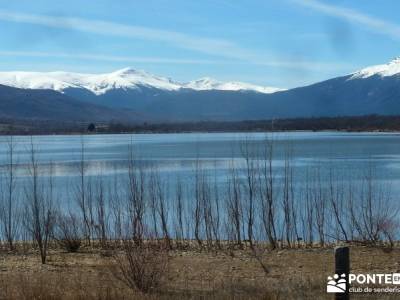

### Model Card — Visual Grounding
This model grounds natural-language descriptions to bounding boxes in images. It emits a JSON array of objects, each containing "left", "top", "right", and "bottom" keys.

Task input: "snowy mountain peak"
[
  {"left": 390, "top": 56, "right": 400, "bottom": 64},
  {"left": 185, "top": 77, "right": 284, "bottom": 94},
  {"left": 350, "top": 57, "right": 400, "bottom": 79},
  {"left": 0, "top": 68, "right": 283, "bottom": 95},
  {"left": 112, "top": 67, "right": 143, "bottom": 76},
  {"left": 0, "top": 71, "right": 78, "bottom": 91},
  {"left": 104, "top": 67, "right": 181, "bottom": 92},
  {"left": 0, "top": 68, "right": 182, "bottom": 95},
  {"left": 185, "top": 77, "right": 223, "bottom": 90}
]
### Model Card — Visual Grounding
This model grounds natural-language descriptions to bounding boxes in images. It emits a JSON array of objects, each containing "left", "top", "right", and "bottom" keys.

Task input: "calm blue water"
[{"left": 0, "top": 131, "right": 400, "bottom": 206}]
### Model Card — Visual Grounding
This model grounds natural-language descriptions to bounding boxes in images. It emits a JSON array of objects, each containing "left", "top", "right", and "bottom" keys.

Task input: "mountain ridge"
[
  {"left": 2, "top": 57, "right": 400, "bottom": 122},
  {"left": 0, "top": 68, "right": 283, "bottom": 95},
  {"left": 0, "top": 84, "right": 139, "bottom": 122}
]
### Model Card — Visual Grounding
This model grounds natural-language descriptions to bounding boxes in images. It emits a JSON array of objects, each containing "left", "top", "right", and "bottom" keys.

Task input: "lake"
[
  {"left": 0, "top": 131, "right": 400, "bottom": 242},
  {"left": 0, "top": 131, "right": 399, "bottom": 181}
]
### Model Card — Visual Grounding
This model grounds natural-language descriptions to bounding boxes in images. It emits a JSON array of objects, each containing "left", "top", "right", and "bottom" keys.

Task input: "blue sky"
[{"left": 0, "top": 0, "right": 399, "bottom": 88}]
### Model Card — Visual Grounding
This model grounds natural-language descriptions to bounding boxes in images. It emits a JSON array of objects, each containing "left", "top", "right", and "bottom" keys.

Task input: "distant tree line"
[
  {"left": 106, "top": 114, "right": 400, "bottom": 133},
  {"left": 2, "top": 114, "right": 400, "bottom": 135}
]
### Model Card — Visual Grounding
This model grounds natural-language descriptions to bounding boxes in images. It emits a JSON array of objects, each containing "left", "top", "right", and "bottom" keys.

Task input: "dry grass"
[{"left": 0, "top": 244, "right": 398, "bottom": 299}]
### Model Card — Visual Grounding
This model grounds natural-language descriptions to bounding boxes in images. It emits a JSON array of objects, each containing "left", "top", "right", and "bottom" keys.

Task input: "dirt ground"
[{"left": 0, "top": 244, "right": 399, "bottom": 299}]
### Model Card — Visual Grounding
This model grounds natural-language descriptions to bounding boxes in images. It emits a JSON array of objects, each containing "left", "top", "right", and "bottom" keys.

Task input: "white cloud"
[
  {"left": 0, "top": 50, "right": 355, "bottom": 73},
  {"left": 292, "top": 0, "right": 400, "bottom": 40},
  {"left": 0, "top": 51, "right": 219, "bottom": 65},
  {"left": 0, "top": 10, "right": 259, "bottom": 63},
  {"left": 0, "top": 10, "right": 358, "bottom": 73}
]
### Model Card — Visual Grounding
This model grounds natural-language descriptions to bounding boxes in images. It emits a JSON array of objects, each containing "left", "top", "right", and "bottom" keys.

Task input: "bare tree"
[
  {"left": 226, "top": 161, "right": 242, "bottom": 247},
  {"left": 312, "top": 167, "right": 325, "bottom": 247},
  {"left": 328, "top": 168, "right": 348, "bottom": 242},
  {"left": 358, "top": 165, "right": 397, "bottom": 244},
  {"left": 126, "top": 139, "right": 145, "bottom": 245},
  {"left": 0, "top": 136, "right": 19, "bottom": 250},
  {"left": 75, "top": 135, "right": 92, "bottom": 244},
  {"left": 150, "top": 170, "right": 171, "bottom": 249},
  {"left": 282, "top": 144, "right": 294, "bottom": 247},
  {"left": 173, "top": 177, "right": 185, "bottom": 248},
  {"left": 94, "top": 177, "right": 109, "bottom": 248},
  {"left": 193, "top": 160, "right": 204, "bottom": 247},
  {"left": 211, "top": 169, "right": 222, "bottom": 249},
  {"left": 110, "top": 172, "right": 123, "bottom": 241},
  {"left": 24, "top": 138, "right": 54, "bottom": 264},
  {"left": 303, "top": 172, "right": 314, "bottom": 246},
  {"left": 201, "top": 173, "right": 214, "bottom": 248},
  {"left": 259, "top": 136, "right": 277, "bottom": 249},
  {"left": 241, "top": 138, "right": 258, "bottom": 249}
]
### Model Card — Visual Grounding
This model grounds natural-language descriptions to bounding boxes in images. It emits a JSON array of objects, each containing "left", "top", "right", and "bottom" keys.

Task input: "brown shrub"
[
  {"left": 54, "top": 212, "right": 82, "bottom": 253},
  {"left": 113, "top": 240, "right": 169, "bottom": 293},
  {"left": 113, "top": 240, "right": 169, "bottom": 294}
]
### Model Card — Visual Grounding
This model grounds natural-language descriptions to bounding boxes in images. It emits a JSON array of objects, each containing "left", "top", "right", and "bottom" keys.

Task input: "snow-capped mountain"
[
  {"left": 255, "top": 56, "right": 400, "bottom": 120},
  {"left": 184, "top": 77, "right": 284, "bottom": 93},
  {"left": 0, "top": 68, "right": 182, "bottom": 95},
  {"left": 3, "top": 57, "right": 400, "bottom": 122},
  {"left": 350, "top": 57, "right": 400, "bottom": 79},
  {"left": 0, "top": 68, "right": 281, "bottom": 95}
]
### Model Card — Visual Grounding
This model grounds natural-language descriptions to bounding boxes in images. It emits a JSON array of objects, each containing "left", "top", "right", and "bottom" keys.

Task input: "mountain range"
[{"left": 1, "top": 58, "right": 400, "bottom": 122}]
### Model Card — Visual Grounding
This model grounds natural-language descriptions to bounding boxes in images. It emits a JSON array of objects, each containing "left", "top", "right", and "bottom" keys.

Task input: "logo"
[
  {"left": 327, "top": 273, "right": 346, "bottom": 293},
  {"left": 327, "top": 272, "right": 400, "bottom": 294}
]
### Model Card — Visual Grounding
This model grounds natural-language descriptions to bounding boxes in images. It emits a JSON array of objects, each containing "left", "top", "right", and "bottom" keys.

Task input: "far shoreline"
[
  {"left": 1, "top": 129, "right": 400, "bottom": 138},
  {"left": 2, "top": 114, "right": 400, "bottom": 136}
]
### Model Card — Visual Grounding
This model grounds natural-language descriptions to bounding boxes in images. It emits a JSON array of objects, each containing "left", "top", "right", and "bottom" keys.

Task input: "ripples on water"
[{"left": 0, "top": 131, "right": 400, "bottom": 204}]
